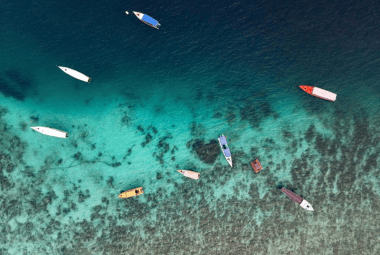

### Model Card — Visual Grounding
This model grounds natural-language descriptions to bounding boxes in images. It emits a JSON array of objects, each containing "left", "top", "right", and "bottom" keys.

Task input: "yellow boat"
[
  {"left": 177, "top": 170, "right": 200, "bottom": 180},
  {"left": 118, "top": 187, "right": 144, "bottom": 198}
]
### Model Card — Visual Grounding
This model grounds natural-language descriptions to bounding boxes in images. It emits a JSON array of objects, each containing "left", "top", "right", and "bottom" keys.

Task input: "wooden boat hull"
[
  {"left": 119, "top": 187, "right": 144, "bottom": 198},
  {"left": 178, "top": 170, "right": 200, "bottom": 180}
]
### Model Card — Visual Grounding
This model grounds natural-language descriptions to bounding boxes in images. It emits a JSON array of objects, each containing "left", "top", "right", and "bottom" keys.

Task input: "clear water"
[{"left": 1, "top": 0, "right": 380, "bottom": 254}]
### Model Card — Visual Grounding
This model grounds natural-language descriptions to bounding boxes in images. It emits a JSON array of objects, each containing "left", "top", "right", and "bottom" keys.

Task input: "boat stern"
[{"left": 300, "top": 200, "right": 314, "bottom": 211}]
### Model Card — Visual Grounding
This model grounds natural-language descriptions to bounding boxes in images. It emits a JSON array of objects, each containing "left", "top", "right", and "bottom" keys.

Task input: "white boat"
[
  {"left": 218, "top": 134, "right": 232, "bottom": 167},
  {"left": 177, "top": 170, "right": 200, "bottom": 180},
  {"left": 57, "top": 66, "right": 92, "bottom": 83},
  {"left": 31, "top": 127, "right": 68, "bottom": 138}
]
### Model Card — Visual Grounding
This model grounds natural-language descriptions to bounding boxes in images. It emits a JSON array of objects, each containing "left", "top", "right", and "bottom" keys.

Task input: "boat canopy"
[
  {"left": 219, "top": 136, "right": 231, "bottom": 157},
  {"left": 142, "top": 14, "right": 158, "bottom": 26}
]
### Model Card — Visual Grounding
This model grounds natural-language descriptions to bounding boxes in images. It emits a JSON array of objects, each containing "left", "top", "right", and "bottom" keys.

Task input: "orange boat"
[
  {"left": 118, "top": 187, "right": 144, "bottom": 198},
  {"left": 251, "top": 159, "right": 263, "bottom": 173},
  {"left": 299, "top": 85, "right": 337, "bottom": 101}
]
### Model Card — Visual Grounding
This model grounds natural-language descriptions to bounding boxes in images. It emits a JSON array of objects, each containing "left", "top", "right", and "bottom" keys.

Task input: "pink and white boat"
[{"left": 177, "top": 170, "right": 200, "bottom": 180}]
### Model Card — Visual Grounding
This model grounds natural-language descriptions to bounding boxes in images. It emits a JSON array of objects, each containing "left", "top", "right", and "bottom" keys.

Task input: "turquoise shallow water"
[{"left": 2, "top": 0, "right": 380, "bottom": 254}]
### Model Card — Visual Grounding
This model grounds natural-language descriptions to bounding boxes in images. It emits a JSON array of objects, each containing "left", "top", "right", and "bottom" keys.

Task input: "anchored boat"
[
  {"left": 299, "top": 85, "right": 336, "bottom": 101},
  {"left": 133, "top": 11, "right": 161, "bottom": 29},
  {"left": 31, "top": 127, "right": 68, "bottom": 138},
  {"left": 218, "top": 134, "right": 232, "bottom": 167},
  {"left": 281, "top": 187, "right": 314, "bottom": 211},
  {"left": 119, "top": 187, "right": 144, "bottom": 198},
  {"left": 57, "top": 66, "right": 92, "bottom": 83},
  {"left": 177, "top": 170, "right": 200, "bottom": 180},
  {"left": 251, "top": 159, "right": 263, "bottom": 173}
]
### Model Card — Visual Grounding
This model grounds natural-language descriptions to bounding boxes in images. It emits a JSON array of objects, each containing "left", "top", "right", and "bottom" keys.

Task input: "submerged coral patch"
[{"left": 191, "top": 139, "right": 220, "bottom": 164}]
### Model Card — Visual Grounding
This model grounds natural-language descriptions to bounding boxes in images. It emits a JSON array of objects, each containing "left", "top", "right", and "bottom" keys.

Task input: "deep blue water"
[{"left": 1, "top": 0, "right": 380, "bottom": 254}]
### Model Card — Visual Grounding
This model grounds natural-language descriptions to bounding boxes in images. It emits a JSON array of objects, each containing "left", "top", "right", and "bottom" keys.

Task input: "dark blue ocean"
[{"left": 1, "top": 0, "right": 380, "bottom": 254}]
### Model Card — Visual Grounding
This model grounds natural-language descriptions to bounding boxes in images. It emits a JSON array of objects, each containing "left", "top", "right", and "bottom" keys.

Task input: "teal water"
[{"left": 2, "top": 0, "right": 380, "bottom": 254}]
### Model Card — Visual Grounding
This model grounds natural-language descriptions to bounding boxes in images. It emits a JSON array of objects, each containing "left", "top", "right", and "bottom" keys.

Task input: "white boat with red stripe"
[{"left": 299, "top": 85, "right": 336, "bottom": 101}]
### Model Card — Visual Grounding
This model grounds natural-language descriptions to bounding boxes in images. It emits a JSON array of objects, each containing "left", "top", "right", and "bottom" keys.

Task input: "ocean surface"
[{"left": 1, "top": 0, "right": 380, "bottom": 254}]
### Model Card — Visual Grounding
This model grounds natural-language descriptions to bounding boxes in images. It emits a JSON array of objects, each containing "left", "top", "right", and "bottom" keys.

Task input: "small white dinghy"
[
  {"left": 57, "top": 66, "right": 92, "bottom": 83},
  {"left": 177, "top": 170, "right": 200, "bottom": 180},
  {"left": 31, "top": 127, "right": 68, "bottom": 138}
]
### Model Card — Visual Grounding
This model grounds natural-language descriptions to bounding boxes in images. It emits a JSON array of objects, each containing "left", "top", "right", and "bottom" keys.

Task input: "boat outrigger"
[
  {"left": 281, "top": 187, "right": 314, "bottom": 211},
  {"left": 31, "top": 127, "right": 68, "bottom": 138},
  {"left": 218, "top": 134, "right": 232, "bottom": 167},
  {"left": 177, "top": 170, "right": 200, "bottom": 180},
  {"left": 57, "top": 66, "right": 92, "bottom": 83},
  {"left": 299, "top": 85, "right": 336, "bottom": 101},
  {"left": 119, "top": 187, "right": 144, "bottom": 198},
  {"left": 133, "top": 11, "right": 161, "bottom": 29}
]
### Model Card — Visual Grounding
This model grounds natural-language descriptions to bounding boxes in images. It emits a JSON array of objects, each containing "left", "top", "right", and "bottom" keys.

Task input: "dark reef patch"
[
  {"left": 171, "top": 145, "right": 178, "bottom": 155},
  {"left": 141, "top": 133, "right": 153, "bottom": 147},
  {"left": 0, "top": 77, "right": 25, "bottom": 101},
  {"left": 190, "top": 122, "right": 206, "bottom": 137},
  {"left": 147, "top": 125, "right": 158, "bottom": 134},
  {"left": 19, "top": 121, "right": 27, "bottom": 131},
  {"left": 5, "top": 70, "right": 32, "bottom": 90},
  {"left": 305, "top": 124, "right": 316, "bottom": 143},
  {"left": 213, "top": 112, "right": 223, "bottom": 118},
  {"left": 191, "top": 139, "right": 220, "bottom": 164},
  {"left": 107, "top": 176, "right": 114, "bottom": 188},
  {"left": 153, "top": 134, "right": 173, "bottom": 164},
  {"left": 73, "top": 152, "right": 82, "bottom": 160},
  {"left": 137, "top": 125, "right": 144, "bottom": 133},
  {"left": 30, "top": 116, "right": 39, "bottom": 122},
  {"left": 78, "top": 190, "right": 91, "bottom": 203},
  {"left": 240, "top": 98, "right": 278, "bottom": 128},
  {"left": 121, "top": 112, "right": 131, "bottom": 126},
  {"left": 225, "top": 106, "right": 236, "bottom": 123}
]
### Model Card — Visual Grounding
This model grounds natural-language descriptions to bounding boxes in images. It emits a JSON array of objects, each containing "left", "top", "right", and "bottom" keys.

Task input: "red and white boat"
[
  {"left": 177, "top": 170, "right": 200, "bottom": 180},
  {"left": 299, "top": 85, "right": 336, "bottom": 101}
]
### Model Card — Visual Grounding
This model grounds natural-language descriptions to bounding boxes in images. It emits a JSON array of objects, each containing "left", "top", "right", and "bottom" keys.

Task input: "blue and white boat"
[
  {"left": 133, "top": 11, "right": 161, "bottom": 29},
  {"left": 218, "top": 134, "right": 232, "bottom": 167}
]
